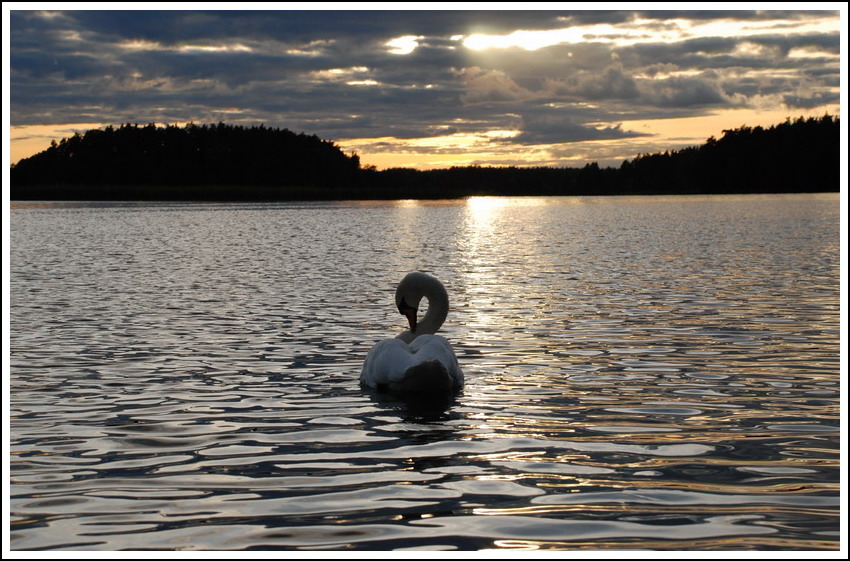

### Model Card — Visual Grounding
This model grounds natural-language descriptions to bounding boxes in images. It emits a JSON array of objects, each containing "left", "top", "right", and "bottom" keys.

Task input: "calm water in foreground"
[{"left": 9, "top": 194, "right": 841, "bottom": 551}]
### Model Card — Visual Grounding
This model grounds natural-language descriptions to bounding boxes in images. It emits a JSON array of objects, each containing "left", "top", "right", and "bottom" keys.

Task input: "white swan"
[{"left": 360, "top": 272, "right": 464, "bottom": 395}]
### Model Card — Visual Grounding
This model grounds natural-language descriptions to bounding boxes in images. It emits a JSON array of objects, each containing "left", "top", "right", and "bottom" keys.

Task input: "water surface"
[{"left": 9, "top": 194, "right": 841, "bottom": 550}]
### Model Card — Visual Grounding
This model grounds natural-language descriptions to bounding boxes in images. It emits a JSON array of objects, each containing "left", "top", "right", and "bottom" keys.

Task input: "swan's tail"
[{"left": 395, "top": 360, "right": 454, "bottom": 395}]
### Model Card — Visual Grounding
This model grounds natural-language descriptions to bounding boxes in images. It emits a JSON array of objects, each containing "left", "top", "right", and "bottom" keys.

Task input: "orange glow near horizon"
[
  {"left": 9, "top": 121, "right": 195, "bottom": 166},
  {"left": 10, "top": 123, "right": 108, "bottom": 165},
  {"left": 9, "top": 105, "right": 839, "bottom": 171},
  {"left": 617, "top": 107, "right": 841, "bottom": 146},
  {"left": 338, "top": 105, "right": 839, "bottom": 170}
]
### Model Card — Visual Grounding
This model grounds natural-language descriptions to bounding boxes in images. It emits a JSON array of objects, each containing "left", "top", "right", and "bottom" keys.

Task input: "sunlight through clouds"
[
  {"left": 463, "top": 14, "right": 841, "bottom": 51},
  {"left": 119, "top": 39, "right": 253, "bottom": 53},
  {"left": 386, "top": 35, "right": 422, "bottom": 54},
  {"left": 463, "top": 23, "right": 672, "bottom": 50},
  {"left": 176, "top": 43, "right": 253, "bottom": 53}
]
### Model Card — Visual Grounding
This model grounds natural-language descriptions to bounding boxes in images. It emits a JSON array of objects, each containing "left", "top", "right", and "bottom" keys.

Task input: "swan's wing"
[
  {"left": 360, "top": 338, "right": 415, "bottom": 388},
  {"left": 408, "top": 335, "right": 464, "bottom": 388},
  {"left": 361, "top": 335, "right": 464, "bottom": 392}
]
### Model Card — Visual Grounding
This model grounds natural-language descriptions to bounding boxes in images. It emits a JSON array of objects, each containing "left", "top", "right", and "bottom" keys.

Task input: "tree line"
[
  {"left": 10, "top": 115, "right": 839, "bottom": 200},
  {"left": 10, "top": 122, "right": 362, "bottom": 200}
]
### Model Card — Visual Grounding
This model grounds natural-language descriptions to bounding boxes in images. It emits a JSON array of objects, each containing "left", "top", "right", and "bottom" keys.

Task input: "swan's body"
[{"left": 361, "top": 272, "right": 463, "bottom": 395}]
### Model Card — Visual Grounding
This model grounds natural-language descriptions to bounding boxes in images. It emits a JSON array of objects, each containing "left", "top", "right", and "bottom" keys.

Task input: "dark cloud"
[
  {"left": 644, "top": 75, "right": 734, "bottom": 108},
  {"left": 619, "top": 32, "right": 840, "bottom": 71},
  {"left": 27, "top": 10, "right": 581, "bottom": 44},
  {"left": 631, "top": 10, "right": 837, "bottom": 22},
  {"left": 512, "top": 113, "right": 648, "bottom": 145},
  {"left": 783, "top": 91, "right": 841, "bottom": 109},
  {"left": 545, "top": 66, "right": 641, "bottom": 101}
]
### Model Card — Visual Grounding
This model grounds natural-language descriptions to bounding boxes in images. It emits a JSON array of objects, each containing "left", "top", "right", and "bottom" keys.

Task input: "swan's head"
[
  {"left": 397, "top": 297, "right": 418, "bottom": 331},
  {"left": 394, "top": 272, "right": 447, "bottom": 334},
  {"left": 396, "top": 283, "right": 422, "bottom": 332}
]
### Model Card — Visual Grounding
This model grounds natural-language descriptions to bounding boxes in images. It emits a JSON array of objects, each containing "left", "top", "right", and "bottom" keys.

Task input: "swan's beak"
[{"left": 399, "top": 303, "right": 418, "bottom": 331}]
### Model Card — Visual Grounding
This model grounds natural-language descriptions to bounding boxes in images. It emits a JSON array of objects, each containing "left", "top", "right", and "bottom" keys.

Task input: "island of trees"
[{"left": 10, "top": 115, "right": 839, "bottom": 200}]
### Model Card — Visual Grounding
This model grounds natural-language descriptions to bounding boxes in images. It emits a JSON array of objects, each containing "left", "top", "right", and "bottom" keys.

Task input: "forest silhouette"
[{"left": 10, "top": 115, "right": 839, "bottom": 200}]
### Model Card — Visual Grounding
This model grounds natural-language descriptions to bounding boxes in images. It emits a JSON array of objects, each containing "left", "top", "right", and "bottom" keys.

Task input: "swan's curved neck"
[
  {"left": 395, "top": 272, "right": 449, "bottom": 339},
  {"left": 417, "top": 287, "right": 448, "bottom": 335}
]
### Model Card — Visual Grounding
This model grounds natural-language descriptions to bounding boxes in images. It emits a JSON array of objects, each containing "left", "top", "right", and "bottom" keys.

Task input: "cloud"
[
  {"left": 543, "top": 65, "right": 641, "bottom": 101},
  {"left": 641, "top": 74, "right": 734, "bottom": 108},
  {"left": 783, "top": 91, "right": 841, "bottom": 109},
  {"left": 512, "top": 111, "right": 648, "bottom": 145},
  {"left": 458, "top": 67, "right": 535, "bottom": 103}
]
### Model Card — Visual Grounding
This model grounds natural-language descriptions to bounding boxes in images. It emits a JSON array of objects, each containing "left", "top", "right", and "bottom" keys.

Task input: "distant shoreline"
[
  {"left": 10, "top": 184, "right": 838, "bottom": 202},
  {"left": 10, "top": 191, "right": 839, "bottom": 205},
  {"left": 11, "top": 117, "right": 840, "bottom": 200}
]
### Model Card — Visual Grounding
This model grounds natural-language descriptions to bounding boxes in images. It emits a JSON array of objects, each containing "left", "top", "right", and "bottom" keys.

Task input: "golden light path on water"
[{"left": 448, "top": 195, "right": 838, "bottom": 549}]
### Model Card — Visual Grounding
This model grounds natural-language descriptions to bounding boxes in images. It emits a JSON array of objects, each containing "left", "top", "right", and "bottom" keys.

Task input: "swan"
[{"left": 360, "top": 272, "right": 464, "bottom": 395}]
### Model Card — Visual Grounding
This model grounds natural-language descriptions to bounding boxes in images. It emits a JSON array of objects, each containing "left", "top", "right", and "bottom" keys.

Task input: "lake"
[{"left": 8, "top": 194, "right": 841, "bottom": 551}]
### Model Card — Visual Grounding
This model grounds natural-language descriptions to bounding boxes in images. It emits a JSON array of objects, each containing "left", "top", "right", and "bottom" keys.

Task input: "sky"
[{"left": 3, "top": 4, "right": 846, "bottom": 170}]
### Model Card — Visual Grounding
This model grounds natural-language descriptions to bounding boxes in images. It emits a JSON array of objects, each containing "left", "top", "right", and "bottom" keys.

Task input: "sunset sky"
[{"left": 4, "top": 5, "right": 845, "bottom": 170}]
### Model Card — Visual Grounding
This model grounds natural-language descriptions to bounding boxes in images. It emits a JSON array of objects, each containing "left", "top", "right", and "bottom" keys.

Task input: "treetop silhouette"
[{"left": 11, "top": 115, "right": 839, "bottom": 200}]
